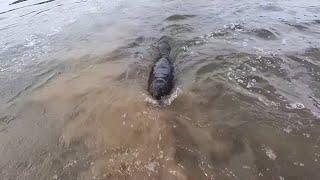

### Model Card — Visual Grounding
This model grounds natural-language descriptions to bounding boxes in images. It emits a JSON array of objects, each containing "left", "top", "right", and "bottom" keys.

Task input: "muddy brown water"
[{"left": 1, "top": 0, "right": 320, "bottom": 179}]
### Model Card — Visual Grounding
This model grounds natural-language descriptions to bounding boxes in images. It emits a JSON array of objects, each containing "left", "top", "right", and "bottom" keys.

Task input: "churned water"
[{"left": 1, "top": 0, "right": 320, "bottom": 179}]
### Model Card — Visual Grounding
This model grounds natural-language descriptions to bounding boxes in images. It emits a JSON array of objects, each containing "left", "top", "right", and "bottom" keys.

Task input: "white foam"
[
  {"left": 283, "top": 126, "right": 292, "bottom": 134},
  {"left": 287, "top": 103, "right": 305, "bottom": 110},
  {"left": 145, "top": 162, "right": 159, "bottom": 172},
  {"left": 264, "top": 146, "right": 277, "bottom": 160}
]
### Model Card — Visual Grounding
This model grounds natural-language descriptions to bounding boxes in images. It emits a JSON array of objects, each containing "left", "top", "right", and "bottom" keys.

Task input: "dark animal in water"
[{"left": 148, "top": 38, "right": 174, "bottom": 100}]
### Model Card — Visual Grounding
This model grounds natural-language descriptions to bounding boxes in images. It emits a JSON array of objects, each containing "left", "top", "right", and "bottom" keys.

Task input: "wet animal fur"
[{"left": 148, "top": 37, "right": 174, "bottom": 100}]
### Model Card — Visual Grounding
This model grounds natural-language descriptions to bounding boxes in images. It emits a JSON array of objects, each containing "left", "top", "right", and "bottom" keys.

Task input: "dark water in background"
[{"left": 1, "top": 0, "right": 320, "bottom": 179}]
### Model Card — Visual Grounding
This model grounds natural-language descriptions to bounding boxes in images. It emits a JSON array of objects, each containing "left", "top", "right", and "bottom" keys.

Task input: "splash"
[
  {"left": 143, "top": 87, "right": 182, "bottom": 107},
  {"left": 144, "top": 94, "right": 160, "bottom": 106},
  {"left": 162, "top": 87, "right": 182, "bottom": 106}
]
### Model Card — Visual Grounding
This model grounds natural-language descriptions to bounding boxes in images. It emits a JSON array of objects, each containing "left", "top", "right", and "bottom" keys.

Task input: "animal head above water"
[{"left": 150, "top": 78, "right": 171, "bottom": 100}]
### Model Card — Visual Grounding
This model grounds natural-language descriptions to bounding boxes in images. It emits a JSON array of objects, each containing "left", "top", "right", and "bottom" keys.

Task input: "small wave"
[
  {"left": 259, "top": 5, "right": 283, "bottom": 12},
  {"left": 165, "top": 14, "right": 196, "bottom": 21},
  {"left": 161, "top": 24, "right": 194, "bottom": 35},
  {"left": 251, "top": 28, "right": 277, "bottom": 40},
  {"left": 2, "top": 0, "right": 55, "bottom": 15},
  {"left": 33, "top": 0, "right": 55, "bottom": 6},
  {"left": 10, "top": 0, "right": 28, "bottom": 5}
]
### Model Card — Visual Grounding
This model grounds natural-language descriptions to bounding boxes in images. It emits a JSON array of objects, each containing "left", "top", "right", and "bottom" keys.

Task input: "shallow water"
[{"left": 1, "top": 0, "right": 320, "bottom": 179}]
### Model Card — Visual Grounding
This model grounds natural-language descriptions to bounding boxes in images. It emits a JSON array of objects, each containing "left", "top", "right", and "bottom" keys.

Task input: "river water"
[{"left": 1, "top": 0, "right": 320, "bottom": 179}]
